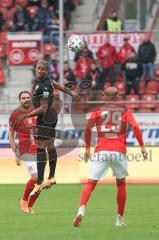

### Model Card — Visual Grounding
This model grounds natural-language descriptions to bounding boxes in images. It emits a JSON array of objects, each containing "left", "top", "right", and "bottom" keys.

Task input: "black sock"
[
  {"left": 48, "top": 147, "right": 57, "bottom": 179},
  {"left": 37, "top": 148, "right": 47, "bottom": 184}
]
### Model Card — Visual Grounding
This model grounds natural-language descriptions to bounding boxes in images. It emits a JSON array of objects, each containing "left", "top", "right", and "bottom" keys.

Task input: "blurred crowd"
[
  {"left": 0, "top": 2, "right": 158, "bottom": 113},
  {"left": 0, "top": 0, "right": 76, "bottom": 44},
  {"left": 48, "top": 33, "right": 156, "bottom": 95}
]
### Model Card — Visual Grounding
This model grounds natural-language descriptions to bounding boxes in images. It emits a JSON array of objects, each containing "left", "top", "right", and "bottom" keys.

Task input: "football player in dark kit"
[{"left": 16, "top": 60, "right": 80, "bottom": 194}]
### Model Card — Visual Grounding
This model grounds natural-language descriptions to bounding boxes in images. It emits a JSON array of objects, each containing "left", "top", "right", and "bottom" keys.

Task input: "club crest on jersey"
[{"left": 34, "top": 85, "right": 39, "bottom": 91}]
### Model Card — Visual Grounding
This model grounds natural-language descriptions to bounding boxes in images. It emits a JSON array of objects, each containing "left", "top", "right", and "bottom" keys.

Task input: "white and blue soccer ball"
[{"left": 67, "top": 35, "right": 85, "bottom": 52}]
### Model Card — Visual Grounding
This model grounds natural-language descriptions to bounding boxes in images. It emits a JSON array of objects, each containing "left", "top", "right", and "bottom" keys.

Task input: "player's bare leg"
[
  {"left": 19, "top": 174, "right": 37, "bottom": 213},
  {"left": 27, "top": 174, "right": 42, "bottom": 214},
  {"left": 73, "top": 179, "right": 97, "bottom": 227},
  {"left": 115, "top": 178, "right": 127, "bottom": 227}
]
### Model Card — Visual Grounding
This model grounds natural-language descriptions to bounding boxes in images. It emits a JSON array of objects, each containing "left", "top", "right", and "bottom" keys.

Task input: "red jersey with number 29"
[{"left": 85, "top": 104, "right": 144, "bottom": 154}]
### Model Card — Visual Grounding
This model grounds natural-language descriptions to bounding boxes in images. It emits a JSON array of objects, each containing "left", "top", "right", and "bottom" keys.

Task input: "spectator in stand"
[
  {"left": 74, "top": 48, "right": 94, "bottom": 94},
  {"left": 12, "top": 3, "right": 31, "bottom": 31},
  {"left": 44, "top": 13, "right": 60, "bottom": 44},
  {"left": 118, "top": 36, "right": 135, "bottom": 65},
  {"left": 122, "top": 51, "right": 143, "bottom": 95},
  {"left": 74, "top": 42, "right": 93, "bottom": 62},
  {"left": 104, "top": 10, "right": 123, "bottom": 32},
  {"left": 32, "top": 0, "right": 53, "bottom": 31},
  {"left": 63, "top": 0, "right": 76, "bottom": 27},
  {"left": 96, "top": 37, "right": 117, "bottom": 86},
  {"left": 63, "top": 61, "right": 76, "bottom": 88},
  {"left": 86, "top": 62, "right": 104, "bottom": 91},
  {"left": 138, "top": 34, "right": 156, "bottom": 81},
  {"left": 63, "top": 60, "right": 77, "bottom": 112},
  {"left": 48, "top": 53, "right": 59, "bottom": 82},
  {"left": 0, "top": 11, "right": 5, "bottom": 32}
]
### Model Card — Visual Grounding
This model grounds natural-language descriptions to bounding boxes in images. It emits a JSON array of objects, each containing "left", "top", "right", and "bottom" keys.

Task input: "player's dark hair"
[
  {"left": 36, "top": 59, "right": 49, "bottom": 71},
  {"left": 18, "top": 91, "right": 31, "bottom": 100},
  {"left": 112, "top": 9, "right": 117, "bottom": 14}
]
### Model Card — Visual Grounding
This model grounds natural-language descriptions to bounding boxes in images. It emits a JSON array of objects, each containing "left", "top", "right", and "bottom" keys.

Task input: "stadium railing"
[{"left": 93, "top": 0, "right": 105, "bottom": 20}]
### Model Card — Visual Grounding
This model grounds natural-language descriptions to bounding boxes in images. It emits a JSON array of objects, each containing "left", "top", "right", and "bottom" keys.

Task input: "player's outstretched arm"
[
  {"left": 16, "top": 100, "right": 48, "bottom": 125},
  {"left": 53, "top": 80, "right": 80, "bottom": 102},
  {"left": 127, "top": 111, "right": 148, "bottom": 160}
]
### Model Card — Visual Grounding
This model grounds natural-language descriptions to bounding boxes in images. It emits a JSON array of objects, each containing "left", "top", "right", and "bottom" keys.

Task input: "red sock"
[
  {"left": 23, "top": 179, "right": 36, "bottom": 201},
  {"left": 117, "top": 180, "right": 126, "bottom": 216},
  {"left": 80, "top": 180, "right": 97, "bottom": 206},
  {"left": 28, "top": 193, "right": 40, "bottom": 208}
]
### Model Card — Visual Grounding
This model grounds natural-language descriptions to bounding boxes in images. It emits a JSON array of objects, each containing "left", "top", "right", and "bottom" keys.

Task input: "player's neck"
[{"left": 21, "top": 106, "right": 31, "bottom": 113}]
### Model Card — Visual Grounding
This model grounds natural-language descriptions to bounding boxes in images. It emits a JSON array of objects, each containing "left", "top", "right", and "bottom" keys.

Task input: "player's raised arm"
[
  {"left": 84, "top": 110, "right": 97, "bottom": 162},
  {"left": 27, "top": 99, "right": 48, "bottom": 117},
  {"left": 52, "top": 80, "right": 80, "bottom": 102},
  {"left": 15, "top": 100, "right": 48, "bottom": 125},
  {"left": 126, "top": 110, "right": 147, "bottom": 160}
]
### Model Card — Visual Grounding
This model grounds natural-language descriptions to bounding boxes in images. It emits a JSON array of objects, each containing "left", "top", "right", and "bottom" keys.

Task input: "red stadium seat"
[
  {"left": 114, "top": 82, "right": 125, "bottom": 95},
  {"left": 0, "top": 44, "right": 7, "bottom": 57},
  {"left": 140, "top": 94, "right": 157, "bottom": 109},
  {"left": 139, "top": 81, "right": 145, "bottom": 94},
  {"left": 0, "top": 32, "right": 7, "bottom": 44},
  {"left": 153, "top": 103, "right": 159, "bottom": 112},
  {"left": 0, "top": 70, "right": 6, "bottom": 84},
  {"left": 27, "top": 6, "right": 38, "bottom": 19},
  {"left": 43, "top": 43, "right": 57, "bottom": 56},
  {"left": 138, "top": 108, "right": 151, "bottom": 113},
  {"left": 126, "top": 95, "right": 140, "bottom": 109},
  {"left": 0, "top": 0, "right": 13, "bottom": 8},
  {"left": 146, "top": 80, "right": 159, "bottom": 94},
  {"left": 118, "top": 94, "right": 124, "bottom": 102}
]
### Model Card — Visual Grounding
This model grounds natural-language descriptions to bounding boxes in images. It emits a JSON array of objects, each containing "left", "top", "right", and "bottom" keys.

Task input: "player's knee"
[
  {"left": 88, "top": 179, "right": 98, "bottom": 183},
  {"left": 31, "top": 174, "right": 38, "bottom": 181},
  {"left": 37, "top": 148, "right": 47, "bottom": 163},
  {"left": 47, "top": 147, "right": 57, "bottom": 161}
]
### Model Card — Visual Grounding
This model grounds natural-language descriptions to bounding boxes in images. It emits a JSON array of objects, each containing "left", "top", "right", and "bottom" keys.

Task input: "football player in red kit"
[
  {"left": 9, "top": 91, "right": 39, "bottom": 214},
  {"left": 73, "top": 87, "right": 147, "bottom": 227}
]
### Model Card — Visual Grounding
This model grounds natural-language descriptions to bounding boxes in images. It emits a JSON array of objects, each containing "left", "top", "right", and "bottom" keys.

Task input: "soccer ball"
[{"left": 67, "top": 35, "right": 85, "bottom": 53}]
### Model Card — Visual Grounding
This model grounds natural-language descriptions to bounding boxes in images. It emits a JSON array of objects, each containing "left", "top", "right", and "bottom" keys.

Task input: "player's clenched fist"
[
  {"left": 141, "top": 147, "right": 148, "bottom": 160},
  {"left": 72, "top": 93, "right": 80, "bottom": 102}
]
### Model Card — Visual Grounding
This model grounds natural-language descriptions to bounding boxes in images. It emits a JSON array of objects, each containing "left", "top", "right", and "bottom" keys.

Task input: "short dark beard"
[{"left": 21, "top": 103, "right": 30, "bottom": 111}]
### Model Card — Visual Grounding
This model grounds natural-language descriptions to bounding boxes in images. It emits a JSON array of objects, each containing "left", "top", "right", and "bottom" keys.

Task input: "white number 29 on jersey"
[{"left": 101, "top": 111, "right": 122, "bottom": 134}]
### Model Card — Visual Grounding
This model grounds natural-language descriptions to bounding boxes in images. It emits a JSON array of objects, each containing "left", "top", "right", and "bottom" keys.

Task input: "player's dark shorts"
[{"left": 36, "top": 109, "right": 58, "bottom": 140}]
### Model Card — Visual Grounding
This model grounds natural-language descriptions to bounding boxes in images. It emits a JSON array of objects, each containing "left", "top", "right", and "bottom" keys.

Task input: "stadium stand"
[{"left": 0, "top": 0, "right": 159, "bottom": 113}]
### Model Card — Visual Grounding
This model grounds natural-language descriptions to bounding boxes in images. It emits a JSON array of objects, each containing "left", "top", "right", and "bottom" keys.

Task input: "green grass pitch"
[{"left": 0, "top": 184, "right": 159, "bottom": 240}]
